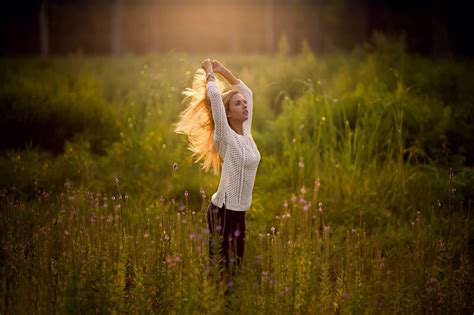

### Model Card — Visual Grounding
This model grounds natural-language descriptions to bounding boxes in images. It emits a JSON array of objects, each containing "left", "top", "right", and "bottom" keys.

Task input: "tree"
[
  {"left": 111, "top": 0, "right": 124, "bottom": 56},
  {"left": 39, "top": 0, "right": 50, "bottom": 57}
]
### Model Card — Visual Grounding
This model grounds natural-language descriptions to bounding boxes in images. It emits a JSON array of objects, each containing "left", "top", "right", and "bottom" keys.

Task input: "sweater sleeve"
[
  {"left": 206, "top": 81, "right": 231, "bottom": 143},
  {"left": 231, "top": 79, "right": 254, "bottom": 135}
]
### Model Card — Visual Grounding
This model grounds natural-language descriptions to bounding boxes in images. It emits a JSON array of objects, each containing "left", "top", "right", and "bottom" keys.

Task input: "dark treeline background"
[{"left": 1, "top": 0, "right": 473, "bottom": 57}]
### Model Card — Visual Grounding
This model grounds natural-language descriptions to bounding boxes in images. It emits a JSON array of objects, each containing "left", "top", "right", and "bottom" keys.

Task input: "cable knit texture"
[{"left": 207, "top": 79, "right": 261, "bottom": 211}]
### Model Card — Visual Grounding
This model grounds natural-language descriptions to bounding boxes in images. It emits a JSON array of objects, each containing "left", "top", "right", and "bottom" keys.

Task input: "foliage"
[{"left": 1, "top": 36, "right": 474, "bottom": 312}]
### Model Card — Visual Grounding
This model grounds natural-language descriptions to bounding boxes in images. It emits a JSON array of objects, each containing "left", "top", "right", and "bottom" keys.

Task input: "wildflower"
[
  {"left": 234, "top": 229, "right": 241, "bottom": 237},
  {"left": 300, "top": 185, "right": 306, "bottom": 195},
  {"left": 106, "top": 214, "right": 113, "bottom": 223},
  {"left": 314, "top": 178, "right": 321, "bottom": 189},
  {"left": 270, "top": 227, "right": 276, "bottom": 233},
  {"left": 144, "top": 233, "right": 150, "bottom": 239},
  {"left": 298, "top": 157, "right": 304, "bottom": 168},
  {"left": 283, "top": 200, "right": 288, "bottom": 209},
  {"left": 195, "top": 246, "right": 201, "bottom": 252},
  {"left": 115, "top": 177, "right": 119, "bottom": 184},
  {"left": 112, "top": 195, "right": 116, "bottom": 201},
  {"left": 64, "top": 180, "right": 71, "bottom": 189},
  {"left": 448, "top": 168, "right": 454, "bottom": 181},
  {"left": 342, "top": 290, "right": 349, "bottom": 300},
  {"left": 184, "top": 190, "right": 189, "bottom": 197},
  {"left": 189, "top": 233, "right": 195, "bottom": 240},
  {"left": 90, "top": 212, "right": 96, "bottom": 224},
  {"left": 172, "top": 162, "right": 178, "bottom": 171},
  {"left": 64, "top": 229, "right": 70, "bottom": 236},
  {"left": 303, "top": 204, "right": 309, "bottom": 212},
  {"left": 124, "top": 194, "right": 129, "bottom": 200},
  {"left": 216, "top": 224, "right": 222, "bottom": 232},
  {"left": 166, "top": 256, "right": 175, "bottom": 267},
  {"left": 291, "top": 194, "right": 297, "bottom": 203}
]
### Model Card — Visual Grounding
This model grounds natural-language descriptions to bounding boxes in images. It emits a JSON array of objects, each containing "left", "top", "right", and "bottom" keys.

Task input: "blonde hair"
[{"left": 174, "top": 68, "right": 241, "bottom": 175}]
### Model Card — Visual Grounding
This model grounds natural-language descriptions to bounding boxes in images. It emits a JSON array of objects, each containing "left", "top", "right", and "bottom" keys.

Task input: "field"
[{"left": 1, "top": 37, "right": 474, "bottom": 313}]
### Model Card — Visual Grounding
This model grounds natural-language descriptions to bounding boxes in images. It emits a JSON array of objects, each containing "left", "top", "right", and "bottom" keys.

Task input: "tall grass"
[{"left": 1, "top": 176, "right": 471, "bottom": 313}]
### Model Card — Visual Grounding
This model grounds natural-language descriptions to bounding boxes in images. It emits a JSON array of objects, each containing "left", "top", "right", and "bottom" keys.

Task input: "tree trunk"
[
  {"left": 39, "top": 0, "right": 50, "bottom": 57},
  {"left": 111, "top": 0, "right": 124, "bottom": 56},
  {"left": 264, "top": 0, "right": 275, "bottom": 54}
]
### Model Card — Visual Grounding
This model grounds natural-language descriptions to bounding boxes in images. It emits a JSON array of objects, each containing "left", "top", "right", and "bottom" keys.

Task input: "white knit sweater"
[{"left": 207, "top": 79, "right": 261, "bottom": 211}]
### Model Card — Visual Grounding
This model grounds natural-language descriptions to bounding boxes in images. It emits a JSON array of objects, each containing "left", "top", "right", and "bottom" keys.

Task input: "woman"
[{"left": 175, "top": 59, "right": 261, "bottom": 276}]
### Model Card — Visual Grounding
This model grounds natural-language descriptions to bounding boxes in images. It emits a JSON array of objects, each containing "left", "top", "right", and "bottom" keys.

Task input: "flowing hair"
[{"left": 174, "top": 68, "right": 240, "bottom": 175}]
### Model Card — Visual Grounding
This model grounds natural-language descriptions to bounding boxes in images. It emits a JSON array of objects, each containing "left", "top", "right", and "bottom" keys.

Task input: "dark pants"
[{"left": 207, "top": 202, "right": 246, "bottom": 276}]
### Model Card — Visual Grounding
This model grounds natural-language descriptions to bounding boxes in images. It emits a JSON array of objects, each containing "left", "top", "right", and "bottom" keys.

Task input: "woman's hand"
[
  {"left": 211, "top": 59, "right": 226, "bottom": 74},
  {"left": 201, "top": 59, "right": 213, "bottom": 73}
]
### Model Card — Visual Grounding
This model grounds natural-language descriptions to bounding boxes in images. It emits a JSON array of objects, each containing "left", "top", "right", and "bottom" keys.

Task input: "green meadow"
[{"left": 1, "top": 36, "right": 473, "bottom": 313}]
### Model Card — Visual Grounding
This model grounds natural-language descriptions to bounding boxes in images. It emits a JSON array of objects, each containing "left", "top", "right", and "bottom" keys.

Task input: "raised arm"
[
  {"left": 212, "top": 60, "right": 254, "bottom": 135},
  {"left": 201, "top": 59, "right": 231, "bottom": 143}
]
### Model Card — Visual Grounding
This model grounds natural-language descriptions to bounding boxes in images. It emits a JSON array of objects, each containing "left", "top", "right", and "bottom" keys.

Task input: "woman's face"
[{"left": 227, "top": 93, "right": 248, "bottom": 121}]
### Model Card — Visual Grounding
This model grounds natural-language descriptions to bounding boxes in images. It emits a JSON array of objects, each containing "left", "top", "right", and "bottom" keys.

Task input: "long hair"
[{"left": 174, "top": 69, "right": 241, "bottom": 175}]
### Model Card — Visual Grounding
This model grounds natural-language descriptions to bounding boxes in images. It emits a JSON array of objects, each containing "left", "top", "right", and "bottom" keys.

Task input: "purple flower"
[{"left": 300, "top": 185, "right": 306, "bottom": 195}]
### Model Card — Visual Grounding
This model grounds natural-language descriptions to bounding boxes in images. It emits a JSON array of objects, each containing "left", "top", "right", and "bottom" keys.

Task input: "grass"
[{"left": 1, "top": 36, "right": 474, "bottom": 313}]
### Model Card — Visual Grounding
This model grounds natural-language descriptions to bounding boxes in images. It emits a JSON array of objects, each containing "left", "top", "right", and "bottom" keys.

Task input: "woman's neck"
[{"left": 229, "top": 120, "right": 244, "bottom": 135}]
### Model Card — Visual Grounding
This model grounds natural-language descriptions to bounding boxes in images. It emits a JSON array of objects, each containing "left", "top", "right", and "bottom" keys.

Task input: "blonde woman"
[{"left": 175, "top": 58, "right": 261, "bottom": 275}]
